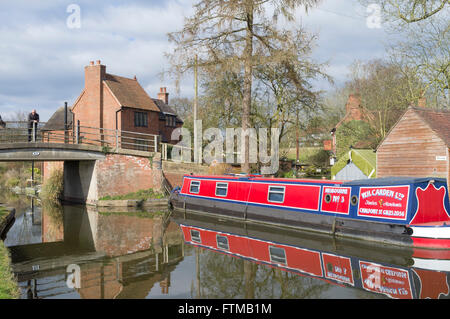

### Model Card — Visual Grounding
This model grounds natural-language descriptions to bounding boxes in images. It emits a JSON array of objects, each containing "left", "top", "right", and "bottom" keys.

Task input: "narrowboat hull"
[{"left": 169, "top": 175, "right": 450, "bottom": 249}]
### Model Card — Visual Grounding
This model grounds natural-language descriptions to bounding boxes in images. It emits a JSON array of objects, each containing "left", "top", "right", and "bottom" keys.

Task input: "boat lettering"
[
  {"left": 359, "top": 261, "right": 412, "bottom": 299},
  {"left": 321, "top": 186, "right": 351, "bottom": 215},
  {"left": 357, "top": 186, "right": 409, "bottom": 221},
  {"left": 361, "top": 188, "right": 404, "bottom": 201},
  {"left": 324, "top": 188, "right": 348, "bottom": 195}
]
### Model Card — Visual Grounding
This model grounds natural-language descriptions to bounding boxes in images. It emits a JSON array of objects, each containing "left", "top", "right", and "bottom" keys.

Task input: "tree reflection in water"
[{"left": 193, "top": 247, "right": 329, "bottom": 299}]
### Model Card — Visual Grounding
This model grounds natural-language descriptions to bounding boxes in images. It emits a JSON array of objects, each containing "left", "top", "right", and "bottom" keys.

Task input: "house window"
[
  {"left": 268, "top": 186, "right": 285, "bottom": 203},
  {"left": 134, "top": 111, "right": 148, "bottom": 127},
  {"left": 165, "top": 115, "right": 176, "bottom": 127},
  {"left": 215, "top": 182, "right": 228, "bottom": 197},
  {"left": 269, "top": 246, "right": 286, "bottom": 264},
  {"left": 216, "top": 235, "right": 229, "bottom": 250},
  {"left": 190, "top": 229, "right": 201, "bottom": 243},
  {"left": 189, "top": 180, "right": 200, "bottom": 194}
]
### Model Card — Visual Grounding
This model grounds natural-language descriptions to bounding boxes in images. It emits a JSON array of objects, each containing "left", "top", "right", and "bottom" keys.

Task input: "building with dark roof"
[
  {"left": 376, "top": 106, "right": 450, "bottom": 183},
  {"left": 63, "top": 60, "right": 183, "bottom": 148},
  {"left": 42, "top": 106, "right": 74, "bottom": 131}
]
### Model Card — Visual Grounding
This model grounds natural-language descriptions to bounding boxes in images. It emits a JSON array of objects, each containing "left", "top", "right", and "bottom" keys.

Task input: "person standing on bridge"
[
  {"left": 28, "top": 109, "right": 39, "bottom": 142},
  {"left": 0, "top": 114, "right": 5, "bottom": 128}
]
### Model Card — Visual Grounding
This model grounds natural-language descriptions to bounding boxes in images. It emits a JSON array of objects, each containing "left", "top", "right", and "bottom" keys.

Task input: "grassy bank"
[
  {"left": 99, "top": 188, "right": 165, "bottom": 201},
  {"left": 0, "top": 206, "right": 19, "bottom": 299},
  {"left": 0, "top": 206, "right": 13, "bottom": 234},
  {"left": 0, "top": 207, "right": 8, "bottom": 226},
  {"left": 0, "top": 241, "right": 19, "bottom": 299}
]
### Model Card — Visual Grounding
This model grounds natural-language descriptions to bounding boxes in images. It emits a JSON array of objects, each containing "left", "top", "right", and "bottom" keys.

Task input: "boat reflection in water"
[{"left": 174, "top": 211, "right": 450, "bottom": 299}]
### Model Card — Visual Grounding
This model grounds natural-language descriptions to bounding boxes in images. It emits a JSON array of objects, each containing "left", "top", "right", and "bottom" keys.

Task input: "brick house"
[
  {"left": 67, "top": 60, "right": 183, "bottom": 149},
  {"left": 329, "top": 94, "right": 367, "bottom": 155},
  {"left": 376, "top": 106, "right": 450, "bottom": 183}
]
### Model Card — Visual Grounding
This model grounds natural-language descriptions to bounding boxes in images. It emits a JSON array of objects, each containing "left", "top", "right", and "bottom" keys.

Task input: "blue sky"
[{"left": 0, "top": 0, "right": 389, "bottom": 121}]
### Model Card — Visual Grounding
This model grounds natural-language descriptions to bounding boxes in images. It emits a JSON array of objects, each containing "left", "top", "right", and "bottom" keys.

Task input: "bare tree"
[
  {"left": 360, "top": 0, "right": 450, "bottom": 107},
  {"left": 347, "top": 59, "right": 424, "bottom": 142},
  {"left": 362, "top": 0, "right": 449, "bottom": 24},
  {"left": 166, "top": 0, "right": 321, "bottom": 172}
]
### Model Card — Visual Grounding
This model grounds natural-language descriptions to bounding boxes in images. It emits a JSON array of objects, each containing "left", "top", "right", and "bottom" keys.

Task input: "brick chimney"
[
  {"left": 157, "top": 87, "right": 169, "bottom": 105},
  {"left": 418, "top": 96, "right": 426, "bottom": 108},
  {"left": 84, "top": 60, "right": 106, "bottom": 90},
  {"left": 345, "top": 94, "right": 363, "bottom": 121},
  {"left": 83, "top": 60, "right": 106, "bottom": 128}
]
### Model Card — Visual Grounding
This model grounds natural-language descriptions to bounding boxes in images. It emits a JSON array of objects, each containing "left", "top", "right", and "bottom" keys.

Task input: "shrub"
[
  {"left": 208, "top": 161, "right": 233, "bottom": 175},
  {"left": 5, "top": 177, "right": 20, "bottom": 188},
  {"left": 40, "top": 168, "right": 64, "bottom": 202}
]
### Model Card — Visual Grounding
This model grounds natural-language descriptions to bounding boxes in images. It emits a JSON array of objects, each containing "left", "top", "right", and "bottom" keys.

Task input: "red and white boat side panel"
[
  {"left": 412, "top": 258, "right": 450, "bottom": 273},
  {"left": 180, "top": 176, "right": 350, "bottom": 214},
  {"left": 410, "top": 224, "right": 450, "bottom": 249},
  {"left": 408, "top": 182, "right": 450, "bottom": 249},
  {"left": 411, "top": 224, "right": 450, "bottom": 239},
  {"left": 320, "top": 186, "right": 351, "bottom": 215}
]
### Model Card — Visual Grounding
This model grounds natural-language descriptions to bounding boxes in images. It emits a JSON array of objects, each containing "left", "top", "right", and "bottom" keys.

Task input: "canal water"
[{"left": 2, "top": 195, "right": 450, "bottom": 299}]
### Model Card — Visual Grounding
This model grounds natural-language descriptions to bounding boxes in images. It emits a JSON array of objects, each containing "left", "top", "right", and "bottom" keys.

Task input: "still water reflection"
[{"left": 2, "top": 196, "right": 450, "bottom": 299}]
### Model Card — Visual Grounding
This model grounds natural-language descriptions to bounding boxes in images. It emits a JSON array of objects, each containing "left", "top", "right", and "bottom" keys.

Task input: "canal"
[{"left": 2, "top": 195, "right": 450, "bottom": 299}]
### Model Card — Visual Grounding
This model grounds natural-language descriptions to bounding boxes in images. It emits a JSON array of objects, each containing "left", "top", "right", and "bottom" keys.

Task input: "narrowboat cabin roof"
[
  {"left": 184, "top": 174, "right": 345, "bottom": 185},
  {"left": 342, "top": 176, "right": 446, "bottom": 186},
  {"left": 184, "top": 174, "right": 445, "bottom": 187}
]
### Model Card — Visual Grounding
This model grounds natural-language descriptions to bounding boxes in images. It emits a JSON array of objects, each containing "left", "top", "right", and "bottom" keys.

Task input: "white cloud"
[
  {"left": 0, "top": 0, "right": 193, "bottom": 120},
  {"left": 0, "top": 0, "right": 390, "bottom": 121}
]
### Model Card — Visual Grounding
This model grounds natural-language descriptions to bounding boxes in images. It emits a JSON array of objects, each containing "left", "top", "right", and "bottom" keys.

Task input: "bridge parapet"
[{"left": 0, "top": 121, "right": 160, "bottom": 159}]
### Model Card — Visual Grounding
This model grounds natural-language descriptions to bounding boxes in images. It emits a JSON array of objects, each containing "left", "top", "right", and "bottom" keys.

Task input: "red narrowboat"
[{"left": 169, "top": 175, "right": 450, "bottom": 249}]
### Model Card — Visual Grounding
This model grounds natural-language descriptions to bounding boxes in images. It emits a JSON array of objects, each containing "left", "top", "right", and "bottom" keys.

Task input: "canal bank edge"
[
  {"left": 0, "top": 206, "right": 15, "bottom": 239},
  {"left": 96, "top": 198, "right": 169, "bottom": 209},
  {"left": 0, "top": 206, "right": 19, "bottom": 299},
  {"left": 0, "top": 241, "right": 19, "bottom": 299}
]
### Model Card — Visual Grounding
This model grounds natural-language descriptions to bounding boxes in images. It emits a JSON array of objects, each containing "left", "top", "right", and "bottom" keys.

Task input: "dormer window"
[{"left": 165, "top": 115, "right": 176, "bottom": 127}]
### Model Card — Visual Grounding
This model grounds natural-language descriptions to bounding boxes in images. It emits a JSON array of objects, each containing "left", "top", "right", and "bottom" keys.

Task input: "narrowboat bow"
[{"left": 169, "top": 175, "right": 450, "bottom": 249}]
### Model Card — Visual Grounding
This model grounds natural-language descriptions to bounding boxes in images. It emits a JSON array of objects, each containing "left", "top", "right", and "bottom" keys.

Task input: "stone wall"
[{"left": 162, "top": 160, "right": 209, "bottom": 189}]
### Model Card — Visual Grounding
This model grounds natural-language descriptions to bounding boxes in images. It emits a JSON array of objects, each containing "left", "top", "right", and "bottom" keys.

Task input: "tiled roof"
[
  {"left": 103, "top": 73, "right": 160, "bottom": 112},
  {"left": 412, "top": 106, "right": 450, "bottom": 147},
  {"left": 152, "top": 98, "right": 183, "bottom": 123}
]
